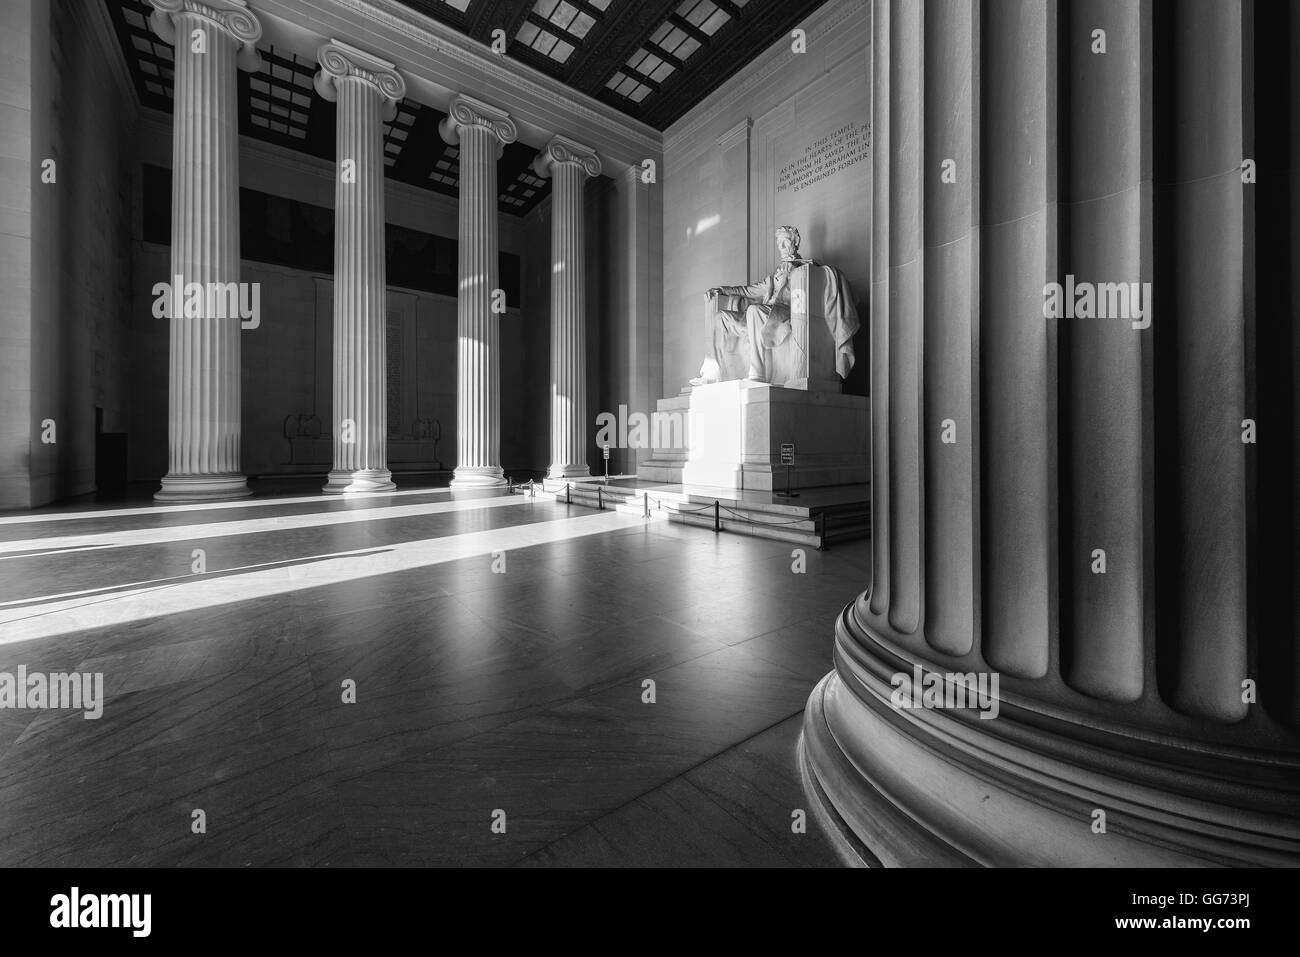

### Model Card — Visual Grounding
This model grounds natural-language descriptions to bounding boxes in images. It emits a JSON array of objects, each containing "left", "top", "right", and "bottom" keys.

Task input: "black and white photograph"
[{"left": 0, "top": 0, "right": 1296, "bottom": 923}]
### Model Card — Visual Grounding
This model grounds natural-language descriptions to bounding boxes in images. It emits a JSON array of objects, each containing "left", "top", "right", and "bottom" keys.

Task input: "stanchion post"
[
  {"left": 714, "top": 500, "right": 720, "bottom": 534},
  {"left": 644, "top": 492, "right": 649, "bottom": 518},
  {"left": 597, "top": 485, "right": 603, "bottom": 510},
  {"left": 566, "top": 483, "right": 571, "bottom": 505}
]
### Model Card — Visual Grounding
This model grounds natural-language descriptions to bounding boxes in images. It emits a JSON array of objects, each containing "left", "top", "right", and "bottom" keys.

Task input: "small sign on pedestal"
[{"left": 777, "top": 443, "right": 799, "bottom": 498}]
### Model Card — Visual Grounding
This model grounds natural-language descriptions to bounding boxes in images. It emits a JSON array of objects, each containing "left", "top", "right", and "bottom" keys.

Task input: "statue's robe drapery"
[
  {"left": 703, "top": 260, "right": 860, "bottom": 384},
  {"left": 814, "top": 262, "right": 861, "bottom": 379},
  {"left": 708, "top": 265, "right": 794, "bottom": 381}
]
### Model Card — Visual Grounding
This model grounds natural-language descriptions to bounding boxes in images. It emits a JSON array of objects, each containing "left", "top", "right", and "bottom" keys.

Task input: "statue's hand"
[{"left": 705, "top": 288, "right": 721, "bottom": 302}]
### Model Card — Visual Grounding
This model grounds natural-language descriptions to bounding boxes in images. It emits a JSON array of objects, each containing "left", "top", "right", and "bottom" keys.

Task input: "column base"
[
  {"left": 800, "top": 596, "right": 1300, "bottom": 867},
  {"left": 547, "top": 463, "right": 591, "bottom": 480},
  {"left": 155, "top": 473, "right": 251, "bottom": 502},
  {"left": 450, "top": 466, "right": 507, "bottom": 489},
  {"left": 323, "top": 469, "right": 396, "bottom": 494}
]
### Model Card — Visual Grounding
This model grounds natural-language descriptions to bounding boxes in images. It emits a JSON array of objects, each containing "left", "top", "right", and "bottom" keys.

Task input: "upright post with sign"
[
  {"left": 777, "top": 443, "right": 798, "bottom": 498},
  {"left": 603, "top": 444, "right": 610, "bottom": 483}
]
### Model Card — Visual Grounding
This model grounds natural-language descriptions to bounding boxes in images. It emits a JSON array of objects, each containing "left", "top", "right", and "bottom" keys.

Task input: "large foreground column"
[
  {"left": 149, "top": 0, "right": 260, "bottom": 501},
  {"left": 440, "top": 96, "right": 516, "bottom": 488},
  {"left": 315, "top": 41, "right": 405, "bottom": 494},
  {"left": 801, "top": 0, "right": 1300, "bottom": 867},
  {"left": 533, "top": 136, "right": 601, "bottom": 479}
]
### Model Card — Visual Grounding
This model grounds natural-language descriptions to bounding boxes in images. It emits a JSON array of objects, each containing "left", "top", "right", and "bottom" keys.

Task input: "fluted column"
[
  {"left": 1165, "top": 0, "right": 1248, "bottom": 720},
  {"left": 440, "top": 96, "right": 516, "bottom": 488},
  {"left": 314, "top": 41, "right": 405, "bottom": 494},
  {"left": 980, "top": 0, "right": 1054, "bottom": 680},
  {"left": 1061, "top": 0, "right": 1146, "bottom": 703},
  {"left": 883, "top": 0, "right": 923, "bottom": 636},
  {"left": 921, "top": 0, "right": 977, "bottom": 657},
  {"left": 149, "top": 0, "right": 259, "bottom": 502},
  {"left": 801, "top": 0, "right": 1300, "bottom": 868},
  {"left": 533, "top": 136, "right": 601, "bottom": 479}
]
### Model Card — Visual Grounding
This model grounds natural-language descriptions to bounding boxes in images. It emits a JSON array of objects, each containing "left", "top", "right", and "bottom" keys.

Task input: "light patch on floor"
[{"left": 0, "top": 509, "right": 650, "bottom": 644}]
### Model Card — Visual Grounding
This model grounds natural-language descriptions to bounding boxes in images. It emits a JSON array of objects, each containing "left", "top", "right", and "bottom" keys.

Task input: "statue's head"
[{"left": 775, "top": 225, "right": 801, "bottom": 260}]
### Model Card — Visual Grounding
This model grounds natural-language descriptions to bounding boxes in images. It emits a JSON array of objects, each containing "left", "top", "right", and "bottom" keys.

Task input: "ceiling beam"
[
  {"left": 525, "top": 10, "right": 585, "bottom": 48},
  {"left": 469, "top": 0, "right": 534, "bottom": 43},
  {"left": 619, "top": 64, "right": 662, "bottom": 93},
  {"left": 667, "top": 13, "right": 711, "bottom": 46},
  {"left": 564, "top": 0, "right": 679, "bottom": 92},
  {"left": 568, "top": 0, "right": 609, "bottom": 20},
  {"left": 644, "top": 41, "right": 685, "bottom": 71}
]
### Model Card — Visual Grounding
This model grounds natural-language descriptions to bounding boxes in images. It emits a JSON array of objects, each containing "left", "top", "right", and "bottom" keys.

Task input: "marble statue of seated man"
[{"left": 691, "top": 225, "right": 808, "bottom": 386}]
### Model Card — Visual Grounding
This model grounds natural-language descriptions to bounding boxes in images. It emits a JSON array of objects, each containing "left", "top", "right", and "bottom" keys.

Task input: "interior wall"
[
  {"left": 659, "top": 0, "right": 871, "bottom": 400},
  {"left": 0, "top": 0, "right": 38, "bottom": 510},
  {"left": 5, "top": 0, "right": 137, "bottom": 509}
]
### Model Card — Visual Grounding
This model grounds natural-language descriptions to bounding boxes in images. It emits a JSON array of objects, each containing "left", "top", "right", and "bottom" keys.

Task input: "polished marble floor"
[{"left": 0, "top": 485, "right": 869, "bottom": 866}]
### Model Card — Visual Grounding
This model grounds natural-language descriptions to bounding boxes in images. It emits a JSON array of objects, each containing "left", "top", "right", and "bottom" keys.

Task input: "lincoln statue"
[{"left": 690, "top": 225, "right": 860, "bottom": 387}]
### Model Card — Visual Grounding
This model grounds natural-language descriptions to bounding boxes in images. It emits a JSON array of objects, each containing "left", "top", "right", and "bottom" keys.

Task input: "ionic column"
[
  {"left": 314, "top": 41, "right": 406, "bottom": 494},
  {"left": 800, "top": 0, "right": 1300, "bottom": 868},
  {"left": 532, "top": 136, "right": 602, "bottom": 479},
  {"left": 439, "top": 96, "right": 516, "bottom": 488},
  {"left": 149, "top": 0, "right": 260, "bottom": 502}
]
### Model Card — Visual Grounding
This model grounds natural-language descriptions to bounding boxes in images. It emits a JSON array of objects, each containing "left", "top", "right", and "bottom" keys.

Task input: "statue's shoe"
[{"left": 688, "top": 376, "right": 717, "bottom": 386}]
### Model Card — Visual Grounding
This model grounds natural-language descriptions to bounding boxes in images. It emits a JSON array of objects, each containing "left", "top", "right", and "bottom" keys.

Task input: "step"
[{"left": 530, "top": 480, "right": 870, "bottom": 549}]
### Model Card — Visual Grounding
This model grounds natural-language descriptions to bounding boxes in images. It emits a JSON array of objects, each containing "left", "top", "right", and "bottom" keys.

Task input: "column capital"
[
  {"left": 438, "top": 94, "right": 518, "bottom": 154},
  {"left": 314, "top": 39, "right": 407, "bottom": 122},
  {"left": 148, "top": 0, "right": 261, "bottom": 71},
  {"left": 531, "top": 134, "right": 602, "bottom": 179}
]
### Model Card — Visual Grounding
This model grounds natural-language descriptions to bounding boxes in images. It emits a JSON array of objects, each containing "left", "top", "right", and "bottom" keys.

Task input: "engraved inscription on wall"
[{"left": 776, "top": 122, "right": 871, "bottom": 196}]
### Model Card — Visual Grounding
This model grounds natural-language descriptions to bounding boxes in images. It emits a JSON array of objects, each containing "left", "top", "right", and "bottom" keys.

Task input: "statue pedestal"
[{"left": 637, "top": 379, "right": 869, "bottom": 491}]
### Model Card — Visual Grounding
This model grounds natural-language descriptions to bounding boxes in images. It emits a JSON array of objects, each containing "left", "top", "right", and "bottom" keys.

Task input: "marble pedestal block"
[{"left": 637, "top": 380, "right": 869, "bottom": 491}]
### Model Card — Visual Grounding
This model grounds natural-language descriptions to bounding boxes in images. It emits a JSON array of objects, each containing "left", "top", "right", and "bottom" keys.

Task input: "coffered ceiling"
[
  {"left": 105, "top": 0, "right": 831, "bottom": 214},
  {"left": 396, "top": 0, "right": 831, "bottom": 129}
]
